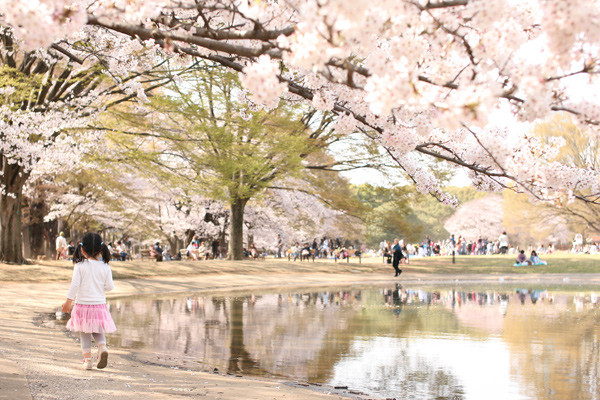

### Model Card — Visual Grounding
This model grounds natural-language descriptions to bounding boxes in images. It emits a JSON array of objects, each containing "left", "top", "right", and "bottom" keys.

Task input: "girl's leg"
[
  {"left": 93, "top": 333, "right": 109, "bottom": 369},
  {"left": 80, "top": 332, "right": 94, "bottom": 370},
  {"left": 80, "top": 332, "right": 92, "bottom": 358},
  {"left": 92, "top": 332, "right": 106, "bottom": 346}
]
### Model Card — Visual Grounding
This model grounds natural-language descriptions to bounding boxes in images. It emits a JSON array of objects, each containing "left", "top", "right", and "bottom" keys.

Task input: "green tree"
[
  {"left": 405, "top": 186, "right": 487, "bottom": 241},
  {"left": 106, "top": 66, "right": 318, "bottom": 259},
  {"left": 350, "top": 184, "right": 423, "bottom": 247}
]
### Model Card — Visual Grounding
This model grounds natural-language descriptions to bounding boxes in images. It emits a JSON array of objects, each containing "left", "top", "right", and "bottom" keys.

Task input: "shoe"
[
  {"left": 97, "top": 345, "right": 108, "bottom": 369},
  {"left": 83, "top": 358, "right": 93, "bottom": 370},
  {"left": 398, "top": 270, "right": 403, "bottom": 275}
]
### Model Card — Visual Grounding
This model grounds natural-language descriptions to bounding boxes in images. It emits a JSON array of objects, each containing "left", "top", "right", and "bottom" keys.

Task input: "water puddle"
[{"left": 41, "top": 283, "right": 600, "bottom": 399}]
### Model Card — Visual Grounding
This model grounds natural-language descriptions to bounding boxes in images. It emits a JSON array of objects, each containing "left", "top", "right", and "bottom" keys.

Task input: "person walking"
[
  {"left": 292, "top": 242, "right": 300, "bottom": 261},
  {"left": 498, "top": 231, "right": 509, "bottom": 255},
  {"left": 61, "top": 233, "right": 116, "bottom": 370},
  {"left": 276, "top": 234, "right": 283, "bottom": 258},
  {"left": 392, "top": 238, "right": 404, "bottom": 277},
  {"left": 56, "top": 231, "right": 68, "bottom": 260},
  {"left": 211, "top": 239, "right": 220, "bottom": 259}
]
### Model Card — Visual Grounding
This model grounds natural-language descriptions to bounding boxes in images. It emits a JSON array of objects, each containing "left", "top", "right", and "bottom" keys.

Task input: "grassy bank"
[
  {"left": 0, "top": 252, "right": 598, "bottom": 283},
  {"left": 407, "top": 253, "right": 600, "bottom": 274}
]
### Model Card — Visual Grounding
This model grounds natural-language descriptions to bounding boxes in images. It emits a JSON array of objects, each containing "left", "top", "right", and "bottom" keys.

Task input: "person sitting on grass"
[
  {"left": 516, "top": 250, "right": 527, "bottom": 264},
  {"left": 530, "top": 250, "right": 541, "bottom": 265}
]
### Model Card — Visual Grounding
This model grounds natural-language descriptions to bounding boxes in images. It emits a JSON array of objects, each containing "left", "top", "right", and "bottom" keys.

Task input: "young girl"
[{"left": 61, "top": 233, "right": 116, "bottom": 370}]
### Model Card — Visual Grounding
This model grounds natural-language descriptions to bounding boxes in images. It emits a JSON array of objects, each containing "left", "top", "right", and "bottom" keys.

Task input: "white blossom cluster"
[
  {"left": 240, "top": 55, "right": 287, "bottom": 109},
  {"left": 444, "top": 194, "right": 505, "bottom": 241},
  {"left": 2, "top": 0, "right": 600, "bottom": 202},
  {"left": 0, "top": 106, "right": 90, "bottom": 174},
  {"left": 244, "top": 185, "right": 348, "bottom": 249}
]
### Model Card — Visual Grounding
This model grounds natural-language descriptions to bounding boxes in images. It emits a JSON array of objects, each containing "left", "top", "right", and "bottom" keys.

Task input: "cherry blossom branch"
[
  {"left": 413, "top": 0, "right": 469, "bottom": 10},
  {"left": 87, "top": 16, "right": 282, "bottom": 59},
  {"left": 50, "top": 43, "right": 84, "bottom": 65},
  {"left": 461, "top": 123, "right": 509, "bottom": 176},
  {"left": 266, "top": 186, "right": 364, "bottom": 220}
]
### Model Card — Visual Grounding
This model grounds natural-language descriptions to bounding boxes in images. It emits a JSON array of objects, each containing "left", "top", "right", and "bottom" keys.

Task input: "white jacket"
[{"left": 67, "top": 259, "right": 114, "bottom": 304}]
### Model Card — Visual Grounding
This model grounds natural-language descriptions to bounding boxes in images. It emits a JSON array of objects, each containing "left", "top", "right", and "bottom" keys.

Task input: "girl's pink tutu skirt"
[{"left": 66, "top": 304, "right": 116, "bottom": 333}]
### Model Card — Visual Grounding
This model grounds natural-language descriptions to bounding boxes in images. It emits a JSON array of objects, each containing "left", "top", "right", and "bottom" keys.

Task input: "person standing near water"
[
  {"left": 392, "top": 238, "right": 404, "bottom": 277},
  {"left": 61, "top": 233, "right": 116, "bottom": 370},
  {"left": 498, "top": 231, "right": 509, "bottom": 254}
]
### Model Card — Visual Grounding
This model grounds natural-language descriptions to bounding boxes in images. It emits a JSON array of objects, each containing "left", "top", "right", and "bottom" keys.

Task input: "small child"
[{"left": 61, "top": 233, "right": 116, "bottom": 370}]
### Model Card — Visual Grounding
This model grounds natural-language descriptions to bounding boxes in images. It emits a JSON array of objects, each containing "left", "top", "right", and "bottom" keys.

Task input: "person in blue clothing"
[
  {"left": 529, "top": 250, "right": 541, "bottom": 264},
  {"left": 392, "top": 238, "right": 404, "bottom": 277}
]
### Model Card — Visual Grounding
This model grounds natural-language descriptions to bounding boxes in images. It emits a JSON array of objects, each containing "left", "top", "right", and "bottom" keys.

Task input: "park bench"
[
  {"left": 287, "top": 249, "right": 315, "bottom": 262},
  {"left": 111, "top": 251, "right": 132, "bottom": 261},
  {"left": 335, "top": 249, "right": 362, "bottom": 264},
  {"left": 247, "top": 252, "right": 266, "bottom": 260},
  {"left": 179, "top": 248, "right": 188, "bottom": 261},
  {"left": 140, "top": 249, "right": 155, "bottom": 261}
]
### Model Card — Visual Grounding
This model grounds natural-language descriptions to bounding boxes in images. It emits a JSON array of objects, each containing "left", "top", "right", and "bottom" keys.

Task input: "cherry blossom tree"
[
  {"left": 0, "top": 26, "right": 193, "bottom": 263},
  {"left": 444, "top": 194, "right": 504, "bottom": 241},
  {"left": 45, "top": 165, "right": 229, "bottom": 248},
  {"left": 3, "top": 0, "right": 600, "bottom": 260},
  {"left": 4, "top": 0, "right": 598, "bottom": 201},
  {"left": 244, "top": 185, "right": 358, "bottom": 251}
]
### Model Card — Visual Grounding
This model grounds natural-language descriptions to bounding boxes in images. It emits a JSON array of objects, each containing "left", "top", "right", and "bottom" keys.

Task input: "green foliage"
[
  {"left": 406, "top": 186, "right": 487, "bottom": 241},
  {"left": 349, "top": 183, "right": 491, "bottom": 246},
  {"left": 352, "top": 183, "right": 398, "bottom": 209},
  {"left": 106, "top": 66, "right": 315, "bottom": 205},
  {"left": 351, "top": 183, "right": 423, "bottom": 246},
  {"left": 0, "top": 66, "right": 43, "bottom": 106},
  {"left": 364, "top": 201, "right": 423, "bottom": 246}
]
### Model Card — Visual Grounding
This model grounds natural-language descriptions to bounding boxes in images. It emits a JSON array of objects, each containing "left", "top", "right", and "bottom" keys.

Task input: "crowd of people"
[
  {"left": 283, "top": 237, "right": 363, "bottom": 261},
  {"left": 571, "top": 240, "right": 599, "bottom": 255},
  {"left": 53, "top": 229, "right": 598, "bottom": 265},
  {"left": 182, "top": 237, "right": 223, "bottom": 261}
]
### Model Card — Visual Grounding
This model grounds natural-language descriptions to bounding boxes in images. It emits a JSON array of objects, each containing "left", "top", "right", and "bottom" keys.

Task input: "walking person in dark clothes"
[
  {"left": 392, "top": 238, "right": 404, "bottom": 277},
  {"left": 211, "top": 239, "right": 220, "bottom": 259}
]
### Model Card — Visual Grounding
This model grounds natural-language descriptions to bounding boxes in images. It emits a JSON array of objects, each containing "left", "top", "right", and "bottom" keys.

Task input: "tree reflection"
[
  {"left": 228, "top": 297, "right": 256, "bottom": 374},
  {"left": 102, "top": 285, "right": 600, "bottom": 399}
]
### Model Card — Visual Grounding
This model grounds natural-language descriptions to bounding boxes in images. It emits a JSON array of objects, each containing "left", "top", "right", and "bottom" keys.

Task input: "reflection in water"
[{"left": 102, "top": 285, "right": 600, "bottom": 399}]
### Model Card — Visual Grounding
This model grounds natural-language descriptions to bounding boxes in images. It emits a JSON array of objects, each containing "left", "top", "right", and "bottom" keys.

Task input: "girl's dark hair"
[{"left": 73, "top": 232, "right": 111, "bottom": 264}]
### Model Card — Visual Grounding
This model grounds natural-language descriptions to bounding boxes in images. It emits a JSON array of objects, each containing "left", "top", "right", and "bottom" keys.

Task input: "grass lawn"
[
  {"left": 405, "top": 252, "right": 600, "bottom": 274},
  {"left": 0, "top": 252, "right": 598, "bottom": 283}
]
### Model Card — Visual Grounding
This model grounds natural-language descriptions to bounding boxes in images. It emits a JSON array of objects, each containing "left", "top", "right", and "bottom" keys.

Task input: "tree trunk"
[
  {"left": 0, "top": 159, "right": 28, "bottom": 264},
  {"left": 23, "top": 192, "right": 52, "bottom": 259},
  {"left": 228, "top": 198, "right": 248, "bottom": 260}
]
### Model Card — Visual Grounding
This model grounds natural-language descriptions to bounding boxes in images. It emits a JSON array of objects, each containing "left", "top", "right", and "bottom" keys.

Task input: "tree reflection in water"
[
  {"left": 101, "top": 285, "right": 600, "bottom": 400},
  {"left": 228, "top": 297, "right": 257, "bottom": 374}
]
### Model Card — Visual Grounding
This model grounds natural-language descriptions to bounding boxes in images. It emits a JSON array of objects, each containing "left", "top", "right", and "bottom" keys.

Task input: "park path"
[{"left": 2, "top": 271, "right": 600, "bottom": 399}]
